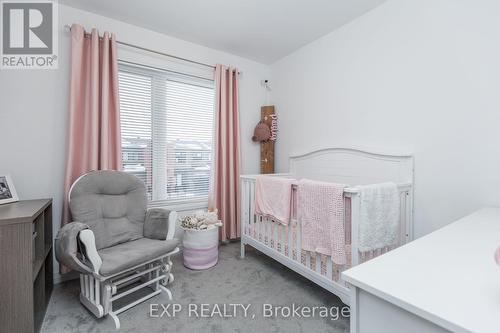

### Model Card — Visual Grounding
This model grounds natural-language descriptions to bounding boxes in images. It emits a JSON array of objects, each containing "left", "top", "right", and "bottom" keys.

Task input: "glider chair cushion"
[
  {"left": 98, "top": 238, "right": 179, "bottom": 276},
  {"left": 144, "top": 208, "right": 172, "bottom": 240},
  {"left": 69, "top": 170, "right": 147, "bottom": 250}
]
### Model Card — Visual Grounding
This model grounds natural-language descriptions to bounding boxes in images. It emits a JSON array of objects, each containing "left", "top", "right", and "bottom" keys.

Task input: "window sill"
[{"left": 148, "top": 198, "right": 208, "bottom": 212}]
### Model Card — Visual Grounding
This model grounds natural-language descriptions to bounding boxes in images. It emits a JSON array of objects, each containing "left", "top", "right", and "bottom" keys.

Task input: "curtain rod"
[
  {"left": 64, "top": 24, "right": 216, "bottom": 70},
  {"left": 118, "top": 59, "right": 214, "bottom": 83}
]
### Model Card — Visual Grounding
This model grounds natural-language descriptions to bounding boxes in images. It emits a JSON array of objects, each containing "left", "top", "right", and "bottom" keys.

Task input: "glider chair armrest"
[
  {"left": 144, "top": 208, "right": 178, "bottom": 240},
  {"left": 55, "top": 222, "right": 99, "bottom": 274}
]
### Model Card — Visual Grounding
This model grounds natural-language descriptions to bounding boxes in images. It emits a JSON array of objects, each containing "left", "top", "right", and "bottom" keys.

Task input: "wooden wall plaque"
[{"left": 260, "top": 105, "right": 275, "bottom": 174}]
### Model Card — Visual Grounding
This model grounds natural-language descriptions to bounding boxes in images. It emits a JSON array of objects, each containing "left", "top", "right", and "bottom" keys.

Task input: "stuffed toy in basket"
[{"left": 181, "top": 210, "right": 222, "bottom": 270}]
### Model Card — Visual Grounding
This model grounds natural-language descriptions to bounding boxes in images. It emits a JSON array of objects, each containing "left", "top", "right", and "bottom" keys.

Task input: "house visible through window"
[{"left": 118, "top": 64, "right": 215, "bottom": 203}]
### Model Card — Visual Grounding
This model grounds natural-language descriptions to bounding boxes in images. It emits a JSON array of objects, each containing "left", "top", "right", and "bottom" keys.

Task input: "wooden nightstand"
[{"left": 0, "top": 199, "right": 53, "bottom": 333}]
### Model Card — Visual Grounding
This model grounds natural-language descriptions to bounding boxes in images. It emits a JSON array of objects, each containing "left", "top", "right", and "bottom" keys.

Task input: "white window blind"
[{"left": 118, "top": 64, "right": 215, "bottom": 204}]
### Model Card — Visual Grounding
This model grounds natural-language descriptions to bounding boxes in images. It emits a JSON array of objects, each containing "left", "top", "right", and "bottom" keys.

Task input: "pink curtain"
[
  {"left": 209, "top": 64, "right": 241, "bottom": 241},
  {"left": 61, "top": 24, "right": 121, "bottom": 232}
]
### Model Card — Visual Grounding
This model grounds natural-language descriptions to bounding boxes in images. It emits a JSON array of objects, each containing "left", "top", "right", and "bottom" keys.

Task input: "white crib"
[{"left": 240, "top": 147, "right": 414, "bottom": 305}]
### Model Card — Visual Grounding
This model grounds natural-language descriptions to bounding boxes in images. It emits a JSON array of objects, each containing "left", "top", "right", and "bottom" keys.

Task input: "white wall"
[
  {"left": 0, "top": 4, "right": 269, "bottom": 282},
  {"left": 270, "top": 0, "right": 500, "bottom": 237}
]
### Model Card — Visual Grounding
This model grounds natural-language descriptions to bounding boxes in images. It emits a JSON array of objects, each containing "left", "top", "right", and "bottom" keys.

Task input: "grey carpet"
[{"left": 42, "top": 242, "right": 350, "bottom": 333}]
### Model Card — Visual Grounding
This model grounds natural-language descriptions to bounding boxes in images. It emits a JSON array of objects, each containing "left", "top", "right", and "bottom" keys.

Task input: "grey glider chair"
[{"left": 55, "top": 170, "right": 179, "bottom": 329}]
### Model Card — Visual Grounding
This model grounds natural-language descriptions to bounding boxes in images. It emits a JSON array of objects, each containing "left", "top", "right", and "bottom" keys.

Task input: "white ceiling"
[{"left": 59, "top": 0, "right": 387, "bottom": 64}]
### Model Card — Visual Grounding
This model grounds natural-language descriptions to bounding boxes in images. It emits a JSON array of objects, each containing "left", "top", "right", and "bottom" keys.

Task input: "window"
[{"left": 118, "top": 64, "right": 215, "bottom": 204}]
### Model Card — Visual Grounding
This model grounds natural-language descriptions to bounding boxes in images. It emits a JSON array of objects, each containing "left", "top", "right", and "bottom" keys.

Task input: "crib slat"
[
  {"left": 273, "top": 222, "right": 279, "bottom": 251},
  {"left": 287, "top": 224, "right": 293, "bottom": 258},
  {"left": 350, "top": 194, "right": 360, "bottom": 266},
  {"left": 305, "top": 252, "right": 311, "bottom": 268},
  {"left": 400, "top": 192, "right": 406, "bottom": 245},
  {"left": 270, "top": 219, "right": 273, "bottom": 247},
  {"left": 271, "top": 220, "right": 278, "bottom": 250},
  {"left": 270, "top": 221, "right": 274, "bottom": 249},
  {"left": 263, "top": 216, "right": 266, "bottom": 243},
  {"left": 277, "top": 223, "right": 281, "bottom": 250},
  {"left": 296, "top": 219, "right": 301, "bottom": 261},
  {"left": 276, "top": 223, "right": 281, "bottom": 252},
  {"left": 242, "top": 181, "right": 247, "bottom": 235},
  {"left": 241, "top": 180, "right": 245, "bottom": 235},
  {"left": 267, "top": 218, "right": 271, "bottom": 247},
  {"left": 276, "top": 224, "right": 279, "bottom": 250},
  {"left": 405, "top": 190, "right": 412, "bottom": 243},
  {"left": 264, "top": 217, "right": 269, "bottom": 245},
  {"left": 284, "top": 226, "right": 288, "bottom": 256},
  {"left": 246, "top": 180, "right": 250, "bottom": 236},
  {"left": 255, "top": 216, "right": 262, "bottom": 241},
  {"left": 262, "top": 217, "right": 266, "bottom": 245},
  {"left": 316, "top": 253, "right": 321, "bottom": 273},
  {"left": 326, "top": 259, "right": 333, "bottom": 280},
  {"left": 248, "top": 180, "right": 250, "bottom": 235},
  {"left": 280, "top": 224, "right": 286, "bottom": 255},
  {"left": 249, "top": 181, "right": 255, "bottom": 238},
  {"left": 256, "top": 215, "right": 260, "bottom": 241},
  {"left": 270, "top": 220, "right": 274, "bottom": 249},
  {"left": 259, "top": 216, "right": 263, "bottom": 242}
]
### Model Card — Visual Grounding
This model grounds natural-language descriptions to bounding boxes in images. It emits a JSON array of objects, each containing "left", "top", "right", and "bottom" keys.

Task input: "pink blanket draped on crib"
[
  {"left": 255, "top": 176, "right": 294, "bottom": 225},
  {"left": 298, "top": 179, "right": 347, "bottom": 265}
]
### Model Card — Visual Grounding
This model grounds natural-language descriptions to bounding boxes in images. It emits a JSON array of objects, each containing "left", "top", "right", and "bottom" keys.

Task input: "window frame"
[{"left": 118, "top": 62, "right": 215, "bottom": 209}]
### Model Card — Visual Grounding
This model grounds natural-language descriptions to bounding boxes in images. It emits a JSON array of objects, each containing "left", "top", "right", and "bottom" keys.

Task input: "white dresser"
[{"left": 343, "top": 208, "right": 500, "bottom": 333}]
